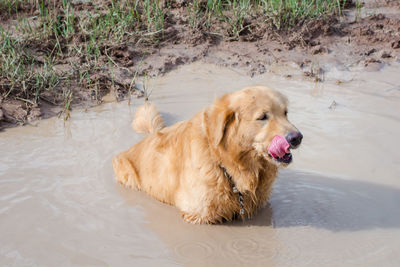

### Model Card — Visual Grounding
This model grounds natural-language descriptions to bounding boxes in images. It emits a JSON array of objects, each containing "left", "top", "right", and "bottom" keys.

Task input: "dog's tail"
[{"left": 132, "top": 103, "right": 165, "bottom": 134}]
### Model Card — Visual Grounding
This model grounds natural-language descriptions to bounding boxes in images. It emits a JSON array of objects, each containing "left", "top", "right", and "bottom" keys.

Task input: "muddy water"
[{"left": 1, "top": 62, "right": 400, "bottom": 266}]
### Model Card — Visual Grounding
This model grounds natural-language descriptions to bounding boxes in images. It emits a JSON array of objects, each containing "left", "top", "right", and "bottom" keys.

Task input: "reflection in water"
[
  {"left": 272, "top": 170, "right": 400, "bottom": 231},
  {"left": 1, "top": 62, "right": 400, "bottom": 266}
]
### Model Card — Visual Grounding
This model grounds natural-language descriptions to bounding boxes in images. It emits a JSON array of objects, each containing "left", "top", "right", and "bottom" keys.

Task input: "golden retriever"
[{"left": 112, "top": 86, "right": 302, "bottom": 224}]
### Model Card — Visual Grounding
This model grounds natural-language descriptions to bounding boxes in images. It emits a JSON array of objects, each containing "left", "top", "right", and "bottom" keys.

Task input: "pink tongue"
[{"left": 268, "top": 135, "right": 290, "bottom": 158}]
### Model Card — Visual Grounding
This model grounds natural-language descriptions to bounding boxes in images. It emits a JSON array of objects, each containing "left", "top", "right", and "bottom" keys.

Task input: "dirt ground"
[{"left": 0, "top": 0, "right": 399, "bottom": 128}]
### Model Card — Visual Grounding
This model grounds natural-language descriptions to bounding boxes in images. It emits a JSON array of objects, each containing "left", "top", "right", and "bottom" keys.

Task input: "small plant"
[
  {"left": 354, "top": 0, "right": 362, "bottom": 22},
  {"left": 142, "top": 74, "right": 152, "bottom": 102},
  {"left": 143, "top": 0, "right": 164, "bottom": 33},
  {"left": 187, "top": 0, "right": 201, "bottom": 29},
  {"left": 61, "top": 89, "right": 72, "bottom": 120},
  {"left": 224, "top": 0, "right": 252, "bottom": 39}
]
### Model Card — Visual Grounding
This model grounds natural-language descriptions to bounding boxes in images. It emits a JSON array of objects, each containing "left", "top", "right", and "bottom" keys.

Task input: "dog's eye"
[
  {"left": 284, "top": 110, "right": 288, "bottom": 117},
  {"left": 257, "top": 113, "right": 268, "bottom": 120}
]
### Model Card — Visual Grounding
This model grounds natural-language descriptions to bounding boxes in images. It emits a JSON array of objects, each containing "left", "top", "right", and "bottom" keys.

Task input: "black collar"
[{"left": 220, "top": 165, "right": 245, "bottom": 215}]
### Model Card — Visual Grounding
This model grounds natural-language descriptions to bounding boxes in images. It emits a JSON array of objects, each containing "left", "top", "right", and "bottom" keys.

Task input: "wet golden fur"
[{"left": 113, "top": 86, "right": 299, "bottom": 224}]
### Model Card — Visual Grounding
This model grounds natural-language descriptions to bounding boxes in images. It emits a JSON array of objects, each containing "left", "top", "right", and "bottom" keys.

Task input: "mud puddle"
[{"left": 1, "top": 62, "right": 400, "bottom": 266}]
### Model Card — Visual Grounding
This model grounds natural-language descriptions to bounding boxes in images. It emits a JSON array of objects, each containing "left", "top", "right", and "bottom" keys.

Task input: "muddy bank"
[
  {"left": 0, "top": 0, "right": 400, "bottom": 127},
  {"left": 206, "top": 0, "right": 400, "bottom": 78}
]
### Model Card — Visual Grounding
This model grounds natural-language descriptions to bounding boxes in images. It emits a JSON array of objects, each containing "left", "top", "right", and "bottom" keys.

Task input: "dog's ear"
[{"left": 204, "top": 105, "right": 235, "bottom": 148}]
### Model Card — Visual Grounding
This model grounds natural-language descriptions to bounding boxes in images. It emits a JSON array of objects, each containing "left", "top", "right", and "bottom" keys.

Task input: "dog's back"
[{"left": 113, "top": 105, "right": 204, "bottom": 208}]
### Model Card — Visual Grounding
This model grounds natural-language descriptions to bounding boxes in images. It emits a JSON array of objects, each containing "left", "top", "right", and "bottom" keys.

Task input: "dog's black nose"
[{"left": 286, "top": 131, "right": 303, "bottom": 148}]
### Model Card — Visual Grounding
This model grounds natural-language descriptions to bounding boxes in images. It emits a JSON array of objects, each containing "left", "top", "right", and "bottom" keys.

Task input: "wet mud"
[{"left": 1, "top": 62, "right": 400, "bottom": 266}]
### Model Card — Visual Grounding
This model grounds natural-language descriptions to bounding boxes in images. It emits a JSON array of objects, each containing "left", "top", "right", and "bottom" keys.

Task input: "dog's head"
[{"left": 204, "top": 86, "right": 302, "bottom": 166}]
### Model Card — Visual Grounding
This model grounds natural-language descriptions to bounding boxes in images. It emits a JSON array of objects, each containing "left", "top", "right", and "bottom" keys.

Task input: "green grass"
[
  {"left": 261, "top": 0, "right": 344, "bottom": 29},
  {"left": 0, "top": 28, "right": 60, "bottom": 104},
  {"left": 188, "top": 0, "right": 348, "bottom": 34},
  {"left": 0, "top": 0, "right": 26, "bottom": 16}
]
